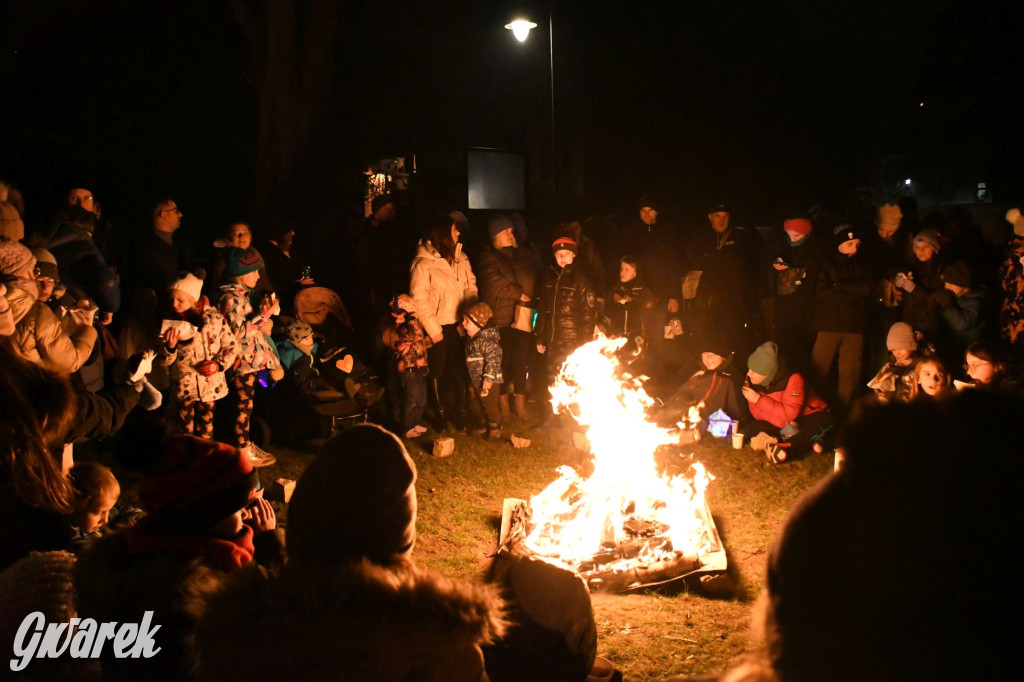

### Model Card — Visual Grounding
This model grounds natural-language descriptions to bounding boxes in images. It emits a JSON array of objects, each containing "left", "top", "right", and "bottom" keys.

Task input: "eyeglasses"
[
  {"left": 963, "top": 361, "right": 990, "bottom": 372},
  {"left": 69, "top": 194, "right": 94, "bottom": 204}
]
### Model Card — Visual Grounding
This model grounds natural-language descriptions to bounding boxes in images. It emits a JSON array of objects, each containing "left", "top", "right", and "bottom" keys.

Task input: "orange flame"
[{"left": 524, "top": 334, "right": 715, "bottom": 571}]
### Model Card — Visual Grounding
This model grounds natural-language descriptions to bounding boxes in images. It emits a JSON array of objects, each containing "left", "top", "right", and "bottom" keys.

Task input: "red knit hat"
[
  {"left": 138, "top": 435, "right": 258, "bottom": 531},
  {"left": 783, "top": 218, "right": 813, "bottom": 240}
]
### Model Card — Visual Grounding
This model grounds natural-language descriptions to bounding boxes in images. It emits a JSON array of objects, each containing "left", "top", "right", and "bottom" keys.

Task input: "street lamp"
[{"left": 506, "top": 12, "right": 557, "bottom": 211}]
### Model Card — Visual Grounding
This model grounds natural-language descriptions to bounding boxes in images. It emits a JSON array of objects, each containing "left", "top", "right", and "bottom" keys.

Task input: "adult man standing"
[
  {"left": 131, "top": 198, "right": 197, "bottom": 305},
  {"left": 682, "top": 202, "right": 758, "bottom": 354}
]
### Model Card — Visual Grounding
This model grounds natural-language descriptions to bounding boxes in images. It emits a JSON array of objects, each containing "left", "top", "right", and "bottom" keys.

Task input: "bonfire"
[{"left": 500, "top": 334, "right": 726, "bottom": 592}]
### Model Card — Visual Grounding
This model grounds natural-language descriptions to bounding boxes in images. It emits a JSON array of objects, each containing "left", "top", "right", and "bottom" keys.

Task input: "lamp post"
[{"left": 505, "top": 12, "right": 557, "bottom": 211}]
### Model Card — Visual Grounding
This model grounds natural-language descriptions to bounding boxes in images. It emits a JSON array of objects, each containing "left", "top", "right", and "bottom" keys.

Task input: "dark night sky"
[{"left": 1, "top": 0, "right": 1022, "bottom": 241}]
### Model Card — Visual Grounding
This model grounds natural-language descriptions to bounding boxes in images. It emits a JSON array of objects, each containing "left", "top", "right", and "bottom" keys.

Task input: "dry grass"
[{"left": 258, "top": 413, "right": 833, "bottom": 681}]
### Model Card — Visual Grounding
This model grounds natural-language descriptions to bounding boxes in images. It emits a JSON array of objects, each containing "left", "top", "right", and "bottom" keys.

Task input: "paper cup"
[{"left": 732, "top": 432, "right": 744, "bottom": 449}]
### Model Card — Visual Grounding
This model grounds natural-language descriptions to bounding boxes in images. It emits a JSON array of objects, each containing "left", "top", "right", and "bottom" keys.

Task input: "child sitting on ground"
[
  {"left": 160, "top": 272, "right": 239, "bottom": 440},
  {"left": 867, "top": 322, "right": 921, "bottom": 403},
  {"left": 382, "top": 294, "right": 431, "bottom": 438},
  {"left": 655, "top": 330, "right": 745, "bottom": 429},
  {"left": 68, "top": 461, "right": 143, "bottom": 548},
  {"left": 463, "top": 301, "right": 504, "bottom": 440},
  {"left": 742, "top": 341, "right": 833, "bottom": 462},
  {"left": 909, "top": 355, "right": 953, "bottom": 400}
]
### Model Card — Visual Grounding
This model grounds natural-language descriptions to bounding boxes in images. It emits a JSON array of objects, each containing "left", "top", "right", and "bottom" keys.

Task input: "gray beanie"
[
  {"left": 488, "top": 213, "right": 515, "bottom": 239},
  {"left": 287, "top": 425, "right": 417, "bottom": 567},
  {"left": 0, "top": 237, "right": 36, "bottom": 279}
]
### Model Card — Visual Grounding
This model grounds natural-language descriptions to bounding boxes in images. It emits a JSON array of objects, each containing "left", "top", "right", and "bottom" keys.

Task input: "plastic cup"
[{"left": 732, "top": 432, "right": 745, "bottom": 449}]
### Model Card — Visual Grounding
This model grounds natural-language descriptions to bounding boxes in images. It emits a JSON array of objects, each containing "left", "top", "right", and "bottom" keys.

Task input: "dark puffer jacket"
[
  {"left": 478, "top": 245, "right": 537, "bottom": 328},
  {"left": 535, "top": 263, "right": 598, "bottom": 350},
  {"left": 41, "top": 220, "right": 121, "bottom": 314},
  {"left": 814, "top": 251, "right": 873, "bottom": 334}
]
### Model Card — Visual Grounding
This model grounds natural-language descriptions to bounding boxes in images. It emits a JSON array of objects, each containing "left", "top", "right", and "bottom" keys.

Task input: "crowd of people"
[{"left": 2, "top": 174, "right": 1024, "bottom": 680}]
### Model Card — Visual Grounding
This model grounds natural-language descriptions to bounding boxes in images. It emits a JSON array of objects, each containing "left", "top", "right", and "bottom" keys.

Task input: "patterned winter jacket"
[
  {"left": 395, "top": 315, "right": 430, "bottom": 374},
  {"left": 159, "top": 306, "right": 239, "bottom": 403},
  {"left": 217, "top": 284, "right": 281, "bottom": 375},
  {"left": 1000, "top": 237, "right": 1024, "bottom": 344},
  {"left": 465, "top": 326, "right": 503, "bottom": 390}
]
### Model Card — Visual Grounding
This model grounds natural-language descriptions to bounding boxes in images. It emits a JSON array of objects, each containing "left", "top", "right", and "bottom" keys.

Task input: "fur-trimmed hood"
[{"left": 194, "top": 558, "right": 508, "bottom": 682}]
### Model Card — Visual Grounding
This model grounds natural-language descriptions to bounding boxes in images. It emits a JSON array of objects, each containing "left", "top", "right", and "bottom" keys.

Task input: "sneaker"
[
  {"left": 245, "top": 443, "right": 277, "bottom": 468},
  {"left": 765, "top": 443, "right": 787, "bottom": 465}
]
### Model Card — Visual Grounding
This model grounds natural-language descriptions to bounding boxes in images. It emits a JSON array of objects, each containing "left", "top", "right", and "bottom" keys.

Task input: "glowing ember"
[{"left": 523, "top": 334, "right": 716, "bottom": 580}]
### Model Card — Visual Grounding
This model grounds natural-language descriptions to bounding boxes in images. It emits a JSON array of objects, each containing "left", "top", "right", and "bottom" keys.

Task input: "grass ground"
[{"left": 261, "top": 412, "right": 834, "bottom": 682}]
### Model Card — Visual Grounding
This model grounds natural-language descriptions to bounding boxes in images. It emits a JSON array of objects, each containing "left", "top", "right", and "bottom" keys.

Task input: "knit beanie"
[
  {"left": 488, "top": 213, "right": 515, "bottom": 239},
  {"left": 169, "top": 272, "right": 204, "bottom": 303},
  {"left": 913, "top": 229, "right": 941, "bottom": 254},
  {"left": 0, "top": 237, "right": 36, "bottom": 279},
  {"left": 551, "top": 233, "right": 578, "bottom": 256},
  {"left": 941, "top": 261, "right": 972, "bottom": 289},
  {"left": 783, "top": 218, "right": 813, "bottom": 241},
  {"left": 283, "top": 319, "right": 313, "bottom": 345},
  {"left": 886, "top": 322, "right": 918, "bottom": 352},
  {"left": 287, "top": 425, "right": 417, "bottom": 567},
  {"left": 878, "top": 203, "right": 903, "bottom": 229},
  {"left": 464, "top": 300, "right": 494, "bottom": 328},
  {"left": 701, "top": 328, "right": 734, "bottom": 360},
  {"left": 639, "top": 194, "right": 661, "bottom": 213},
  {"left": 747, "top": 341, "right": 779, "bottom": 379},
  {"left": 224, "top": 247, "right": 261, "bottom": 277},
  {"left": 390, "top": 293, "right": 416, "bottom": 316},
  {"left": 0, "top": 201, "right": 24, "bottom": 241},
  {"left": 137, "top": 435, "right": 258, "bottom": 532},
  {"left": 30, "top": 248, "right": 59, "bottom": 280},
  {"left": 832, "top": 223, "right": 862, "bottom": 250}
]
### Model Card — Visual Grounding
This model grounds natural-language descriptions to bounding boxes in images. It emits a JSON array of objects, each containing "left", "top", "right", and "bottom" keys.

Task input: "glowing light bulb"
[{"left": 505, "top": 19, "right": 537, "bottom": 42}]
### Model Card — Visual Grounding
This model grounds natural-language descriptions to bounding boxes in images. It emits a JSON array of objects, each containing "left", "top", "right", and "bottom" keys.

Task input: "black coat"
[
  {"left": 478, "top": 245, "right": 537, "bottom": 328},
  {"left": 536, "top": 263, "right": 598, "bottom": 349},
  {"left": 814, "top": 252, "right": 873, "bottom": 334}
]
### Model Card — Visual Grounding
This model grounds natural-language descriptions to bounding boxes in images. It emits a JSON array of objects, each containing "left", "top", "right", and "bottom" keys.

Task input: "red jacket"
[{"left": 748, "top": 370, "right": 827, "bottom": 428}]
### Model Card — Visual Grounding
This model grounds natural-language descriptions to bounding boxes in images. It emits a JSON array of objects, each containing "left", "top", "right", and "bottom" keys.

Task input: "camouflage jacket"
[{"left": 465, "top": 326, "right": 503, "bottom": 389}]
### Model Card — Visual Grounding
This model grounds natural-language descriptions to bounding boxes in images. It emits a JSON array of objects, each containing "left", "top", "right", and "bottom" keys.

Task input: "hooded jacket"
[
  {"left": 40, "top": 218, "right": 121, "bottom": 314},
  {"left": 193, "top": 559, "right": 507, "bottom": 682},
  {"left": 6, "top": 279, "right": 97, "bottom": 373},
  {"left": 410, "top": 240, "right": 478, "bottom": 340},
  {"left": 746, "top": 366, "right": 828, "bottom": 429},
  {"left": 159, "top": 305, "right": 239, "bottom": 403}
]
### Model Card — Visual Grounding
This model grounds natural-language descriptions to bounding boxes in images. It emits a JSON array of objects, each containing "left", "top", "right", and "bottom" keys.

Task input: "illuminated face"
[
  {"left": 891, "top": 348, "right": 914, "bottom": 364},
  {"left": 450, "top": 224, "right": 461, "bottom": 246},
  {"left": 170, "top": 289, "right": 196, "bottom": 314},
  {"left": 640, "top": 206, "right": 658, "bottom": 226},
  {"left": 238, "top": 270, "right": 260, "bottom": 289},
  {"left": 294, "top": 331, "right": 314, "bottom": 353},
  {"left": 228, "top": 223, "right": 252, "bottom": 250},
  {"left": 965, "top": 352, "right": 994, "bottom": 384},
  {"left": 944, "top": 281, "right": 965, "bottom": 296},
  {"left": 708, "top": 211, "right": 730, "bottom": 233},
  {"left": 72, "top": 492, "right": 117, "bottom": 534},
  {"left": 838, "top": 239, "right": 860, "bottom": 256},
  {"left": 877, "top": 222, "right": 899, "bottom": 239},
  {"left": 619, "top": 261, "right": 637, "bottom": 283},
  {"left": 913, "top": 241, "right": 935, "bottom": 262},
  {"left": 747, "top": 368, "right": 768, "bottom": 385},
  {"left": 702, "top": 352, "right": 724, "bottom": 370},
  {"left": 154, "top": 200, "right": 182, "bottom": 232},
  {"left": 555, "top": 249, "right": 575, "bottom": 267},
  {"left": 918, "top": 362, "right": 946, "bottom": 396},
  {"left": 68, "top": 188, "right": 95, "bottom": 214},
  {"left": 494, "top": 227, "right": 516, "bottom": 249},
  {"left": 462, "top": 315, "right": 480, "bottom": 337},
  {"left": 37, "top": 276, "right": 55, "bottom": 302}
]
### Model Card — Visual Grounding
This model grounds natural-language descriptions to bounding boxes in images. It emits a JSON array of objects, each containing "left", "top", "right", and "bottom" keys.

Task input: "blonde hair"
[{"left": 69, "top": 461, "right": 120, "bottom": 508}]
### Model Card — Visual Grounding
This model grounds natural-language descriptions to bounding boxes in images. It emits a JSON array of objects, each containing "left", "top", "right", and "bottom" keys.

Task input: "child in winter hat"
[
  {"left": 867, "top": 322, "right": 920, "bottom": 403},
  {"left": 384, "top": 294, "right": 430, "bottom": 438}
]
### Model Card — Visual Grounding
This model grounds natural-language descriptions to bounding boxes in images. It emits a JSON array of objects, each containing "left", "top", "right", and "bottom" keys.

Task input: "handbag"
[{"left": 512, "top": 303, "right": 536, "bottom": 332}]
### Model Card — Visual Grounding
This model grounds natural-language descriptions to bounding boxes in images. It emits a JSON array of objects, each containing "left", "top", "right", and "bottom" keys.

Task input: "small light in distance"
[{"left": 905, "top": 179, "right": 912, "bottom": 186}]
